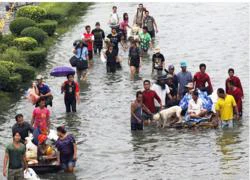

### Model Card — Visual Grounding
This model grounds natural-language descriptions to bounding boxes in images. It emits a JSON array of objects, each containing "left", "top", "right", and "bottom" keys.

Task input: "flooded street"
[{"left": 0, "top": 3, "right": 249, "bottom": 179}]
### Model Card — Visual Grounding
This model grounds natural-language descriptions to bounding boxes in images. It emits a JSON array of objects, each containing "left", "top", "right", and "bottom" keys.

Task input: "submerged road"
[{"left": 0, "top": 3, "right": 249, "bottom": 180}]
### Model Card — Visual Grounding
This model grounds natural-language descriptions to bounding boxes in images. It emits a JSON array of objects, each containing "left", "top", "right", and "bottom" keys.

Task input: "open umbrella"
[{"left": 50, "top": 66, "right": 75, "bottom": 77}]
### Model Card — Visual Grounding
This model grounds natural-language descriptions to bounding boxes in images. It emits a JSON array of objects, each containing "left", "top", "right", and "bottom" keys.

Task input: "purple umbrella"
[{"left": 50, "top": 66, "right": 75, "bottom": 77}]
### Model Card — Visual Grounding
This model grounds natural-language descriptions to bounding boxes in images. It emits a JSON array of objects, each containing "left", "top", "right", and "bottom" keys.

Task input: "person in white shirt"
[
  {"left": 151, "top": 76, "right": 172, "bottom": 112},
  {"left": 109, "top": 6, "right": 120, "bottom": 30},
  {"left": 187, "top": 90, "right": 207, "bottom": 118}
]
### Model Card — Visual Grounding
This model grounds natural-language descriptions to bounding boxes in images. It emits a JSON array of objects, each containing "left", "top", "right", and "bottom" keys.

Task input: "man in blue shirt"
[
  {"left": 73, "top": 41, "right": 89, "bottom": 81},
  {"left": 177, "top": 61, "right": 192, "bottom": 99},
  {"left": 34, "top": 75, "right": 53, "bottom": 107}
]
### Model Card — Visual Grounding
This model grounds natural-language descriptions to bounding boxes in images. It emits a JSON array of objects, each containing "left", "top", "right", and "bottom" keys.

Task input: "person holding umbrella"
[{"left": 61, "top": 74, "right": 80, "bottom": 113}]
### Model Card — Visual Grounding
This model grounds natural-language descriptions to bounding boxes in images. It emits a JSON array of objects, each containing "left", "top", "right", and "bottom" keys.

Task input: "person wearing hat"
[
  {"left": 91, "top": 22, "right": 105, "bottom": 55},
  {"left": 179, "top": 82, "right": 195, "bottom": 114},
  {"left": 166, "top": 74, "right": 179, "bottom": 108},
  {"left": 152, "top": 47, "right": 165, "bottom": 75},
  {"left": 151, "top": 75, "right": 172, "bottom": 111},
  {"left": 37, "top": 134, "right": 58, "bottom": 163},
  {"left": 167, "top": 65, "right": 178, "bottom": 90},
  {"left": 73, "top": 39, "right": 89, "bottom": 81},
  {"left": 177, "top": 61, "right": 192, "bottom": 99},
  {"left": 33, "top": 75, "right": 53, "bottom": 107}
]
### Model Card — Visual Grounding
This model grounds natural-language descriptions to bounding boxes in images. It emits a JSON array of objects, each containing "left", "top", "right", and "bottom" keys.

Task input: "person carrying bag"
[{"left": 72, "top": 41, "right": 89, "bottom": 81}]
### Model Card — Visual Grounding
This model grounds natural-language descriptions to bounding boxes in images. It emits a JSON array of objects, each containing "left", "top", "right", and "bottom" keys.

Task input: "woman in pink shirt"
[
  {"left": 31, "top": 97, "right": 50, "bottom": 132},
  {"left": 119, "top": 13, "right": 131, "bottom": 41}
]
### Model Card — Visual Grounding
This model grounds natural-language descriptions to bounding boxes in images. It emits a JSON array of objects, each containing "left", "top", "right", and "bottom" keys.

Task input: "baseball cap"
[{"left": 180, "top": 61, "right": 187, "bottom": 67}]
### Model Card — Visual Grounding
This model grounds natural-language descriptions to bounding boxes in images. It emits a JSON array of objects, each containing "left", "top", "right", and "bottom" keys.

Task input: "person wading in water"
[
  {"left": 3, "top": 131, "right": 28, "bottom": 180},
  {"left": 133, "top": 3, "right": 147, "bottom": 28},
  {"left": 61, "top": 74, "right": 80, "bottom": 113},
  {"left": 128, "top": 40, "right": 142, "bottom": 79},
  {"left": 131, "top": 91, "right": 152, "bottom": 130}
]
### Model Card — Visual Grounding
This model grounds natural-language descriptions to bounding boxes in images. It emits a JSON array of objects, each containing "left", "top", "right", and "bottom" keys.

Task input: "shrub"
[
  {"left": 9, "top": 17, "right": 36, "bottom": 35},
  {"left": 6, "top": 73, "right": 22, "bottom": 91},
  {"left": 46, "top": 10, "right": 64, "bottom": 23},
  {"left": 22, "top": 47, "right": 47, "bottom": 67},
  {"left": 0, "top": 61, "right": 15, "bottom": 73},
  {"left": 0, "top": 44, "right": 8, "bottom": 53},
  {"left": 16, "top": 5, "right": 47, "bottom": 22},
  {"left": 0, "top": 47, "right": 25, "bottom": 64},
  {"left": 1, "top": 34, "right": 15, "bottom": 46},
  {"left": 0, "top": 32, "right": 2, "bottom": 41},
  {"left": 40, "top": 3, "right": 71, "bottom": 23},
  {"left": 0, "top": 66, "right": 10, "bottom": 90},
  {"left": 21, "top": 27, "right": 48, "bottom": 44},
  {"left": 14, "top": 64, "right": 35, "bottom": 81},
  {"left": 36, "top": 20, "right": 58, "bottom": 36},
  {"left": 14, "top": 37, "right": 38, "bottom": 50}
]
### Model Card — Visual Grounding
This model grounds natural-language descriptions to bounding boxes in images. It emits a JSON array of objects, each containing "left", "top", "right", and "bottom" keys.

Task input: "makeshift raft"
[{"left": 28, "top": 163, "right": 61, "bottom": 174}]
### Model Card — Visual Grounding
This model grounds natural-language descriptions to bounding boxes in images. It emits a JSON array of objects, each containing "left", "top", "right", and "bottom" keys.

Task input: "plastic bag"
[{"left": 24, "top": 168, "right": 40, "bottom": 180}]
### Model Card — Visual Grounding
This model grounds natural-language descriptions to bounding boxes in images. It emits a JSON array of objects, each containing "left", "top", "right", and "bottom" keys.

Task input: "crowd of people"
[
  {"left": 131, "top": 64, "right": 244, "bottom": 130},
  {"left": 2, "top": 3, "right": 245, "bottom": 179}
]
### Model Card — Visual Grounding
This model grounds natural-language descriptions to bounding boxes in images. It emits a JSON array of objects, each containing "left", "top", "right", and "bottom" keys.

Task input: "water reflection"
[{"left": 216, "top": 128, "right": 244, "bottom": 177}]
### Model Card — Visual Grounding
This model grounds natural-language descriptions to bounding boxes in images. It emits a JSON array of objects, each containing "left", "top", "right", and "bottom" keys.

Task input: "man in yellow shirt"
[{"left": 215, "top": 88, "right": 239, "bottom": 128}]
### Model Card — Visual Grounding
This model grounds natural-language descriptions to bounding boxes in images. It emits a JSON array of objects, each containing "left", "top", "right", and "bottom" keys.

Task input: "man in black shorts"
[{"left": 128, "top": 40, "right": 142, "bottom": 79}]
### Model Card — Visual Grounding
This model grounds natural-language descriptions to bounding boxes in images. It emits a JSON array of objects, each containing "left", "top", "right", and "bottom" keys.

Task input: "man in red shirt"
[
  {"left": 82, "top": 25, "right": 94, "bottom": 61},
  {"left": 227, "top": 80, "right": 243, "bottom": 117},
  {"left": 193, "top": 63, "right": 213, "bottom": 95},
  {"left": 225, "top": 68, "right": 244, "bottom": 97},
  {"left": 142, "top": 80, "right": 162, "bottom": 114},
  {"left": 61, "top": 74, "right": 80, "bottom": 113}
]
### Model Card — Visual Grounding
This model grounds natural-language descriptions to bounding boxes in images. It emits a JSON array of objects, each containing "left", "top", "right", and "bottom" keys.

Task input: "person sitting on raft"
[
  {"left": 33, "top": 75, "right": 53, "bottom": 107},
  {"left": 179, "top": 82, "right": 213, "bottom": 115},
  {"left": 187, "top": 90, "right": 207, "bottom": 119},
  {"left": 37, "top": 134, "right": 59, "bottom": 164}
]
